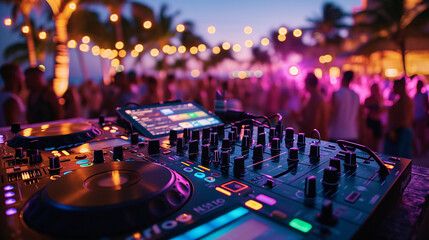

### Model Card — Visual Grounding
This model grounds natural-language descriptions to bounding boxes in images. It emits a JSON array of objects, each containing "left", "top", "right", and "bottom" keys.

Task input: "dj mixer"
[{"left": 0, "top": 105, "right": 412, "bottom": 240}]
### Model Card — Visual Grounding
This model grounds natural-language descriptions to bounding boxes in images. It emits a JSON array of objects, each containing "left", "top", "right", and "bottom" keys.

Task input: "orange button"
[
  {"left": 215, "top": 187, "right": 231, "bottom": 196},
  {"left": 245, "top": 200, "right": 263, "bottom": 210}
]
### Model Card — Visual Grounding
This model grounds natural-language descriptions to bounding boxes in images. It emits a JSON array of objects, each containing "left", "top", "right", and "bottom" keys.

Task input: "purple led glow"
[
  {"left": 4, "top": 191, "right": 15, "bottom": 198},
  {"left": 4, "top": 185, "right": 14, "bottom": 191},
  {"left": 5, "top": 198, "right": 16, "bottom": 205},
  {"left": 5, "top": 208, "right": 17, "bottom": 216}
]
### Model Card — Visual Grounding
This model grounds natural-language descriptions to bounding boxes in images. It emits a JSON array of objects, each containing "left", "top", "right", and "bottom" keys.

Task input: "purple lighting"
[
  {"left": 4, "top": 185, "right": 14, "bottom": 191},
  {"left": 5, "top": 208, "right": 17, "bottom": 216},
  {"left": 5, "top": 198, "right": 16, "bottom": 205},
  {"left": 4, "top": 192, "right": 15, "bottom": 198}
]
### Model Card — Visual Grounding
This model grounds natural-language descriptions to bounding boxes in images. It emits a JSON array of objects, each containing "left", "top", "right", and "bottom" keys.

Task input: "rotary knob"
[
  {"left": 148, "top": 140, "right": 160, "bottom": 155},
  {"left": 188, "top": 140, "right": 199, "bottom": 160},
  {"left": 309, "top": 143, "right": 320, "bottom": 162},
  {"left": 48, "top": 156, "right": 62, "bottom": 174},
  {"left": 322, "top": 166, "right": 339, "bottom": 193},
  {"left": 285, "top": 127, "right": 294, "bottom": 147},
  {"left": 269, "top": 127, "right": 276, "bottom": 143},
  {"left": 305, "top": 175, "right": 317, "bottom": 198},
  {"left": 202, "top": 128, "right": 211, "bottom": 144},
  {"left": 169, "top": 130, "right": 178, "bottom": 145},
  {"left": 221, "top": 138, "right": 230, "bottom": 151},
  {"left": 271, "top": 138, "right": 281, "bottom": 156},
  {"left": 93, "top": 150, "right": 105, "bottom": 164},
  {"left": 131, "top": 132, "right": 139, "bottom": 145},
  {"left": 258, "top": 126, "right": 265, "bottom": 134},
  {"left": 212, "top": 150, "right": 220, "bottom": 166},
  {"left": 288, "top": 147, "right": 299, "bottom": 163},
  {"left": 191, "top": 130, "right": 200, "bottom": 142},
  {"left": 297, "top": 133, "right": 306, "bottom": 147},
  {"left": 233, "top": 156, "right": 245, "bottom": 178},
  {"left": 221, "top": 151, "right": 230, "bottom": 173},
  {"left": 252, "top": 144, "right": 264, "bottom": 168},
  {"left": 201, "top": 144, "right": 211, "bottom": 166},
  {"left": 15, "top": 147, "right": 24, "bottom": 159},
  {"left": 176, "top": 137, "right": 185, "bottom": 155},
  {"left": 329, "top": 157, "right": 341, "bottom": 175},
  {"left": 183, "top": 128, "right": 191, "bottom": 143},
  {"left": 316, "top": 200, "right": 338, "bottom": 225},
  {"left": 210, "top": 132, "right": 218, "bottom": 150},
  {"left": 113, "top": 146, "right": 123, "bottom": 161},
  {"left": 257, "top": 132, "right": 266, "bottom": 146}
]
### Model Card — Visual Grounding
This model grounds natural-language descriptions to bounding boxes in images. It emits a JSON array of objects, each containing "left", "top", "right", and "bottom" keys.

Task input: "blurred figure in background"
[
  {"left": 0, "top": 63, "right": 26, "bottom": 126},
  {"left": 62, "top": 86, "right": 81, "bottom": 119},
  {"left": 114, "top": 72, "right": 140, "bottom": 107},
  {"left": 141, "top": 76, "right": 161, "bottom": 105},
  {"left": 79, "top": 80, "right": 103, "bottom": 118},
  {"left": 299, "top": 73, "right": 328, "bottom": 139},
  {"left": 329, "top": 70, "right": 360, "bottom": 142},
  {"left": 25, "top": 67, "right": 63, "bottom": 123},
  {"left": 384, "top": 77, "right": 414, "bottom": 158},
  {"left": 364, "top": 83, "right": 384, "bottom": 151},
  {"left": 413, "top": 79, "right": 428, "bottom": 156}
]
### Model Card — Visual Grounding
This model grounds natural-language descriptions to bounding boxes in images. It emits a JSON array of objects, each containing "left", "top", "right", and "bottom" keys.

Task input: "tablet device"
[{"left": 116, "top": 102, "right": 223, "bottom": 139}]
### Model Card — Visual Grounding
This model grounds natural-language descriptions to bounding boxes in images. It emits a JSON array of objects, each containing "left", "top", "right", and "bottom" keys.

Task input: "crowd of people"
[{"left": 0, "top": 62, "right": 427, "bottom": 159}]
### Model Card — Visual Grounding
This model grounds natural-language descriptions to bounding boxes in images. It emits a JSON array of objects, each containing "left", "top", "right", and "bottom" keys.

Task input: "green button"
[{"left": 289, "top": 218, "right": 312, "bottom": 233}]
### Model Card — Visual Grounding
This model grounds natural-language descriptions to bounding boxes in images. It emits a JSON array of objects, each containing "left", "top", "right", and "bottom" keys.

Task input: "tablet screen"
[{"left": 116, "top": 102, "right": 222, "bottom": 138}]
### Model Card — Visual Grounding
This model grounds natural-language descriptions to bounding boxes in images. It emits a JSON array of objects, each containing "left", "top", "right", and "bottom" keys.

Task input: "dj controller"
[{"left": 0, "top": 113, "right": 412, "bottom": 239}]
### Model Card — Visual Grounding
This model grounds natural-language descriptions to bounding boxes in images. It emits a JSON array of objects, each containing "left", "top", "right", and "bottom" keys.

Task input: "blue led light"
[
  {"left": 194, "top": 172, "right": 205, "bottom": 178},
  {"left": 76, "top": 159, "right": 89, "bottom": 165},
  {"left": 80, "top": 163, "right": 93, "bottom": 167},
  {"left": 63, "top": 171, "right": 72, "bottom": 175},
  {"left": 171, "top": 207, "right": 249, "bottom": 240}
]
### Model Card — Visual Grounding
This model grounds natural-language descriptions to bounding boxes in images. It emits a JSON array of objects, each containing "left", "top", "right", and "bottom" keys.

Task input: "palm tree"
[
  {"left": 354, "top": 0, "right": 429, "bottom": 74},
  {"left": 1, "top": 0, "right": 41, "bottom": 67}
]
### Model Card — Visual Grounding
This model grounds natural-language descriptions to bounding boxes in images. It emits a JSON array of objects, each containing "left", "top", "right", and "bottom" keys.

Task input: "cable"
[{"left": 310, "top": 129, "right": 321, "bottom": 144}]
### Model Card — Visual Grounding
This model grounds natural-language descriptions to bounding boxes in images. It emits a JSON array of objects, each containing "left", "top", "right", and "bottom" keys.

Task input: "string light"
[
  {"left": 261, "top": 38, "right": 269, "bottom": 46},
  {"left": 278, "top": 34, "right": 286, "bottom": 42},
  {"left": 232, "top": 44, "right": 241, "bottom": 52},
  {"left": 212, "top": 46, "right": 221, "bottom": 54},
  {"left": 222, "top": 42, "right": 231, "bottom": 50},
  {"left": 22, "top": 26, "right": 29, "bottom": 34},
  {"left": 178, "top": 46, "right": 186, "bottom": 54},
  {"left": 39, "top": 31, "right": 47, "bottom": 40},
  {"left": 150, "top": 48, "right": 159, "bottom": 57},
  {"left": 4, "top": 18, "right": 12, "bottom": 26},
  {"left": 115, "top": 41, "right": 124, "bottom": 49},
  {"left": 143, "top": 20, "right": 152, "bottom": 29},
  {"left": 278, "top": 27, "right": 287, "bottom": 35},
  {"left": 82, "top": 36, "right": 90, "bottom": 43},
  {"left": 67, "top": 40, "right": 77, "bottom": 48},
  {"left": 190, "top": 46, "right": 198, "bottom": 54},
  {"left": 245, "top": 40, "right": 253, "bottom": 48},
  {"left": 244, "top": 26, "right": 252, "bottom": 34},
  {"left": 134, "top": 44, "right": 144, "bottom": 52},
  {"left": 293, "top": 29, "right": 302, "bottom": 37},
  {"left": 110, "top": 14, "right": 118, "bottom": 22},
  {"left": 198, "top": 44, "right": 206, "bottom": 52},
  {"left": 176, "top": 24, "right": 185, "bottom": 32},
  {"left": 208, "top": 26, "right": 216, "bottom": 34}
]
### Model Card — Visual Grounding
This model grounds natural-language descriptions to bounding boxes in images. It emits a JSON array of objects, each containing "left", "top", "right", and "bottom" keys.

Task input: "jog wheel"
[{"left": 22, "top": 161, "right": 192, "bottom": 238}]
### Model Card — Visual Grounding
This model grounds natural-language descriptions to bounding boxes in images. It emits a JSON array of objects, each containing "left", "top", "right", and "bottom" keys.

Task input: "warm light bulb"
[
  {"left": 134, "top": 44, "right": 143, "bottom": 52},
  {"left": 278, "top": 34, "right": 286, "bottom": 42},
  {"left": 278, "top": 27, "right": 287, "bottom": 35},
  {"left": 82, "top": 36, "right": 90, "bottom": 43},
  {"left": 115, "top": 41, "right": 124, "bottom": 49},
  {"left": 191, "top": 69, "right": 200, "bottom": 78},
  {"left": 261, "top": 38, "right": 269, "bottom": 46},
  {"left": 190, "top": 46, "right": 198, "bottom": 55},
  {"left": 39, "top": 31, "right": 47, "bottom": 40},
  {"left": 245, "top": 40, "right": 253, "bottom": 48},
  {"left": 69, "top": 3, "right": 76, "bottom": 10},
  {"left": 293, "top": 29, "right": 302, "bottom": 37},
  {"left": 178, "top": 46, "right": 186, "bottom": 54},
  {"left": 4, "top": 18, "right": 12, "bottom": 26},
  {"left": 232, "top": 44, "right": 241, "bottom": 52},
  {"left": 244, "top": 26, "right": 252, "bottom": 34},
  {"left": 198, "top": 44, "right": 207, "bottom": 52},
  {"left": 150, "top": 48, "right": 159, "bottom": 57},
  {"left": 110, "top": 14, "right": 118, "bottom": 22},
  {"left": 22, "top": 25, "right": 29, "bottom": 34},
  {"left": 176, "top": 24, "right": 185, "bottom": 32},
  {"left": 207, "top": 26, "right": 216, "bottom": 34},
  {"left": 212, "top": 46, "right": 221, "bottom": 54},
  {"left": 67, "top": 40, "right": 77, "bottom": 48},
  {"left": 222, "top": 42, "right": 231, "bottom": 50},
  {"left": 143, "top": 20, "right": 152, "bottom": 29}
]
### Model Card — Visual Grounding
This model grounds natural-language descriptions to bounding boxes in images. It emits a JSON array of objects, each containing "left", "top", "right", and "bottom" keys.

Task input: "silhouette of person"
[
  {"left": 364, "top": 83, "right": 384, "bottom": 151},
  {"left": 0, "top": 63, "right": 26, "bottom": 126}
]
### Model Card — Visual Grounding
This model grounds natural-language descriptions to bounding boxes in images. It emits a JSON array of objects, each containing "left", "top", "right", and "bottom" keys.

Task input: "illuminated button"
[
  {"left": 215, "top": 187, "right": 231, "bottom": 196},
  {"left": 103, "top": 126, "right": 110, "bottom": 131},
  {"left": 76, "top": 159, "right": 89, "bottom": 164},
  {"left": 177, "top": 213, "right": 193, "bottom": 222},
  {"left": 204, "top": 176, "right": 215, "bottom": 183},
  {"left": 4, "top": 192, "right": 15, "bottom": 198},
  {"left": 5, "top": 198, "right": 16, "bottom": 205},
  {"left": 61, "top": 150, "right": 70, "bottom": 156},
  {"left": 4, "top": 185, "right": 14, "bottom": 191},
  {"left": 221, "top": 181, "right": 249, "bottom": 193},
  {"left": 136, "top": 153, "right": 144, "bottom": 157},
  {"left": 50, "top": 175, "right": 61, "bottom": 180},
  {"left": 63, "top": 171, "right": 72, "bottom": 175},
  {"left": 384, "top": 163, "right": 394, "bottom": 169},
  {"left": 80, "top": 163, "right": 93, "bottom": 167},
  {"left": 256, "top": 194, "right": 277, "bottom": 205},
  {"left": 183, "top": 167, "right": 193, "bottom": 173},
  {"left": 245, "top": 200, "right": 263, "bottom": 210},
  {"left": 289, "top": 218, "right": 312, "bottom": 233},
  {"left": 194, "top": 172, "right": 205, "bottom": 178},
  {"left": 5, "top": 208, "right": 17, "bottom": 216},
  {"left": 270, "top": 210, "right": 287, "bottom": 219}
]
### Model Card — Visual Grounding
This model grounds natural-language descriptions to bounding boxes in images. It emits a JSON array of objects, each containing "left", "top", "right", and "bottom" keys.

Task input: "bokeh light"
[
  {"left": 245, "top": 40, "right": 253, "bottom": 48},
  {"left": 190, "top": 46, "right": 198, "bottom": 54},
  {"left": 162, "top": 45, "right": 171, "bottom": 53},
  {"left": 4, "top": 18, "right": 12, "bottom": 26},
  {"left": 178, "top": 46, "right": 186, "bottom": 54},
  {"left": 67, "top": 40, "right": 77, "bottom": 48},
  {"left": 92, "top": 46, "right": 100, "bottom": 55},
  {"left": 212, "top": 46, "right": 221, "bottom": 54},
  {"left": 111, "top": 59, "right": 120, "bottom": 67},
  {"left": 143, "top": 21, "right": 152, "bottom": 29},
  {"left": 244, "top": 26, "right": 252, "bottom": 34},
  {"left": 69, "top": 3, "right": 76, "bottom": 10},
  {"left": 278, "top": 27, "right": 287, "bottom": 35},
  {"left": 168, "top": 46, "right": 177, "bottom": 54},
  {"left": 233, "top": 44, "right": 241, "bottom": 52},
  {"left": 293, "top": 29, "right": 302, "bottom": 37},
  {"left": 176, "top": 24, "right": 185, "bottom": 32},
  {"left": 385, "top": 68, "right": 399, "bottom": 78},
  {"left": 134, "top": 44, "right": 144, "bottom": 52},
  {"left": 207, "top": 26, "right": 216, "bottom": 34},
  {"left": 314, "top": 68, "right": 323, "bottom": 79},
  {"left": 289, "top": 66, "right": 299, "bottom": 76},
  {"left": 39, "top": 31, "right": 47, "bottom": 40},
  {"left": 222, "top": 42, "right": 231, "bottom": 50},
  {"left": 198, "top": 44, "right": 207, "bottom": 52},
  {"left": 191, "top": 69, "right": 200, "bottom": 78},
  {"left": 22, "top": 25, "right": 29, "bottom": 34},
  {"left": 150, "top": 48, "right": 159, "bottom": 57},
  {"left": 82, "top": 36, "right": 90, "bottom": 43},
  {"left": 118, "top": 49, "right": 127, "bottom": 58},
  {"left": 79, "top": 44, "right": 89, "bottom": 52},
  {"left": 329, "top": 67, "right": 340, "bottom": 78},
  {"left": 277, "top": 34, "right": 286, "bottom": 42},
  {"left": 131, "top": 50, "right": 139, "bottom": 57},
  {"left": 261, "top": 38, "right": 269, "bottom": 46},
  {"left": 115, "top": 41, "right": 124, "bottom": 49},
  {"left": 110, "top": 14, "right": 118, "bottom": 22}
]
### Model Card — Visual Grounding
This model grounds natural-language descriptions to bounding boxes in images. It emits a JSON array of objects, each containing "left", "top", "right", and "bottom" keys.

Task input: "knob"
[
  {"left": 316, "top": 200, "right": 338, "bottom": 225},
  {"left": 285, "top": 127, "right": 294, "bottom": 146},
  {"left": 210, "top": 132, "right": 218, "bottom": 149},
  {"left": 28, "top": 150, "right": 42, "bottom": 164},
  {"left": 252, "top": 144, "right": 263, "bottom": 167},
  {"left": 258, "top": 126, "right": 265, "bottom": 135},
  {"left": 288, "top": 147, "right": 299, "bottom": 163},
  {"left": 93, "top": 150, "right": 105, "bottom": 164},
  {"left": 202, "top": 128, "right": 211, "bottom": 143},
  {"left": 176, "top": 137, "right": 185, "bottom": 155},
  {"left": 265, "top": 179, "right": 275, "bottom": 188},
  {"left": 15, "top": 147, "right": 24, "bottom": 159},
  {"left": 309, "top": 143, "right": 320, "bottom": 162},
  {"left": 276, "top": 122, "right": 283, "bottom": 139},
  {"left": 243, "top": 129, "right": 252, "bottom": 140},
  {"left": 131, "top": 132, "right": 139, "bottom": 145},
  {"left": 188, "top": 140, "right": 199, "bottom": 160},
  {"left": 329, "top": 157, "right": 341, "bottom": 175},
  {"left": 201, "top": 144, "right": 211, "bottom": 166},
  {"left": 233, "top": 156, "right": 245, "bottom": 178},
  {"left": 297, "top": 133, "right": 305, "bottom": 146},
  {"left": 269, "top": 127, "right": 276, "bottom": 143},
  {"left": 257, "top": 132, "right": 266, "bottom": 146},
  {"left": 221, "top": 151, "right": 230, "bottom": 173},
  {"left": 231, "top": 126, "right": 238, "bottom": 140},
  {"left": 183, "top": 128, "right": 191, "bottom": 142},
  {"left": 216, "top": 125, "right": 225, "bottom": 138},
  {"left": 344, "top": 151, "right": 357, "bottom": 165},
  {"left": 244, "top": 125, "right": 253, "bottom": 137},
  {"left": 221, "top": 138, "right": 230, "bottom": 151},
  {"left": 242, "top": 135, "right": 250, "bottom": 150},
  {"left": 11, "top": 123, "right": 21, "bottom": 133},
  {"left": 98, "top": 116, "right": 105, "bottom": 125},
  {"left": 148, "top": 140, "right": 160, "bottom": 155},
  {"left": 113, "top": 146, "right": 123, "bottom": 161},
  {"left": 48, "top": 156, "right": 61, "bottom": 174},
  {"left": 212, "top": 150, "right": 220, "bottom": 166},
  {"left": 191, "top": 130, "right": 200, "bottom": 141},
  {"left": 271, "top": 138, "right": 281, "bottom": 156},
  {"left": 322, "top": 166, "right": 339, "bottom": 191},
  {"left": 169, "top": 130, "right": 178, "bottom": 145},
  {"left": 228, "top": 131, "right": 236, "bottom": 145},
  {"left": 305, "top": 175, "right": 317, "bottom": 198}
]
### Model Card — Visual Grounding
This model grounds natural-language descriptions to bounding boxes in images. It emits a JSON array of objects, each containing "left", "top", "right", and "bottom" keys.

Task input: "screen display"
[{"left": 116, "top": 102, "right": 222, "bottom": 138}]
